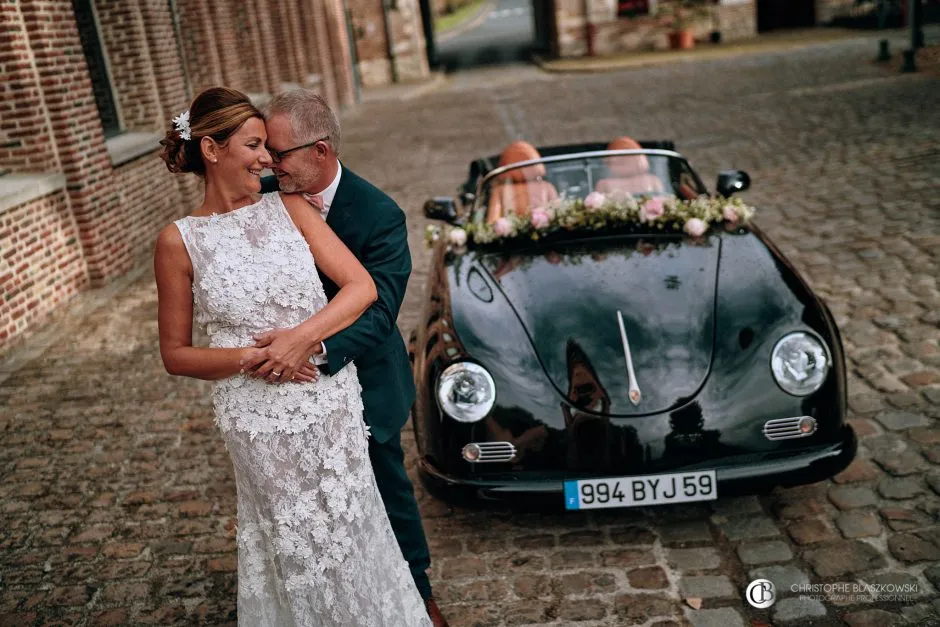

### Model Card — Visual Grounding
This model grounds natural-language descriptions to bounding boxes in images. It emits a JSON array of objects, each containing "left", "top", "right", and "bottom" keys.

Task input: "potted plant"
[{"left": 660, "top": 0, "right": 711, "bottom": 49}]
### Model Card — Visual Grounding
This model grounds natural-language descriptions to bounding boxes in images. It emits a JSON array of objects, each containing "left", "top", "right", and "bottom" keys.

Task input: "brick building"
[
  {"left": 0, "top": 0, "right": 900, "bottom": 355},
  {"left": 551, "top": 0, "right": 905, "bottom": 58},
  {"left": 0, "top": 0, "right": 429, "bottom": 355}
]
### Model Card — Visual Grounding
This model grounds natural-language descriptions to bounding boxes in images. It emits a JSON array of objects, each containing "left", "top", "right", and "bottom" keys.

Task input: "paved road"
[
  {"left": 1, "top": 30, "right": 939, "bottom": 627},
  {"left": 436, "top": 0, "right": 535, "bottom": 71}
]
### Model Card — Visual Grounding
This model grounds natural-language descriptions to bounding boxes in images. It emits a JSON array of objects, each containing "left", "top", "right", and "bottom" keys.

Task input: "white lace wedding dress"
[{"left": 175, "top": 192, "right": 431, "bottom": 626}]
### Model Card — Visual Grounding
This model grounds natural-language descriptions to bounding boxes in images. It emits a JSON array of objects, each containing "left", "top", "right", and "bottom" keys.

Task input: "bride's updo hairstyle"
[{"left": 160, "top": 87, "right": 262, "bottom": 176}]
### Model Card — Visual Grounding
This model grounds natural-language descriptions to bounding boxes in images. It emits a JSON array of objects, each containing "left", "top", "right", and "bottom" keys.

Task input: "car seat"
[
  {"left": 594, "top": 136, "right": 664, "bottom": 196},
  {"left": 486, "top": 141, "right": 559, "bottom": 224}
]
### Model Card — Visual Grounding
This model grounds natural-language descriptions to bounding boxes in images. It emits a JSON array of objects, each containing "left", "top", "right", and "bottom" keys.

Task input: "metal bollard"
[
  {"left": 876, "top": 39, "right": 891, "bottom": 62},
  {"left": 901, "top": 48, "right": 917, "bottom": 72}
]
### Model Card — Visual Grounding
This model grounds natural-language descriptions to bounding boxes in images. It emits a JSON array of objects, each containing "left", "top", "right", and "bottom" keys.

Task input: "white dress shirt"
[
  {"left": 316, "top": 163, "right": 342, "bottom": 221},
  {"left": 309, "top": 164, "right": 342, "bottom": 366}
]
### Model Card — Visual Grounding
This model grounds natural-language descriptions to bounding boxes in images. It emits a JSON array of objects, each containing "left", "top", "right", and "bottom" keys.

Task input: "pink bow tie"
[{"left": 302, "top": 193, "right": 326, "bottom": 216}]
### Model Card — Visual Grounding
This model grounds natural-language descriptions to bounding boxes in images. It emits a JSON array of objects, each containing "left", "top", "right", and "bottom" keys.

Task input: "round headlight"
[
  {"left": 437, "top": 362, "right": 496, "bottom": 423},
  {"left": 771, "top": 332, "right": 830, "bottom": 396}
]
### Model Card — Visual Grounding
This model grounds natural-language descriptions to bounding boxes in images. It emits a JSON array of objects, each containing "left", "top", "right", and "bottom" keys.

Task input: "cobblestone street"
[{"left": 2, "top": 31, "right": 940, "bottom": 627}]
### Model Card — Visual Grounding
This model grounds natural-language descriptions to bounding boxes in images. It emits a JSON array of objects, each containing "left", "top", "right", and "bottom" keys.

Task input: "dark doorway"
[
  {"left": 757, "top": 0, "right": 816, "bottom": 32},
  {"left": 532, "top": 0, "right": 558, "bottom": 57},
  {"left": 419, "top": 0, "right": 438, "bottom": 68}
]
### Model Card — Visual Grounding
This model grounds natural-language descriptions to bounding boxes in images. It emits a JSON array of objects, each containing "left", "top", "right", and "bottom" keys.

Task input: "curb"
[
  {"left": 357, "top": 71, "right": 449, "bottom": 105},
  {"left": 399, "top": 71, "right": 449, "bottom": 101},
  {"left": 531, "top": 29, "right": 890, "bottom": 74},
  {"left": 436, "top": 0, "right": 495, "bottom": 44}
]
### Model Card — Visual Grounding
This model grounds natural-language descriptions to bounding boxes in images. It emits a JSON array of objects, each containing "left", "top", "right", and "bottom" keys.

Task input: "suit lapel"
[
  {"left": 325, "top": 164, "right": 356, "bottom": 235},
  {"left": 319, "top": 165, "right": 359, "bottom": 298}
]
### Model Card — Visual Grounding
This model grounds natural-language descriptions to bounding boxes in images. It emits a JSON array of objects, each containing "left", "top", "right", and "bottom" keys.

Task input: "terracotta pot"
[{"left": 668, "top": 29, "right": 695, "bottom": 50}]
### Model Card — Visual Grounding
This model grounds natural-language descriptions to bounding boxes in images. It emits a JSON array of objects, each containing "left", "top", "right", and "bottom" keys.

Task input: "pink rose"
[
  {"left": 684, "top": 218, "right": 707, "bottom": 238},
  {"left": 722, "top": 204, "right": 738, "bottom": 222},
  {"left": 493, "top": 218, "right": 513, "bottom": 237},
  {"left": 640, "top": 197, "right": 666, "bottom": 222},
  {"left": 530, "top": 208, "right": 551, "bottom": 229},
  {"left": 583, "top": 192, "right": 605, "bottom": 210}
]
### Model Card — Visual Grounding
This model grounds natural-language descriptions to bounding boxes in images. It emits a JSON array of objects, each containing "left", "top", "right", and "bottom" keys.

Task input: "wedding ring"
[{"left": 273, "top": 371, "right": 282, "bottom": 376}]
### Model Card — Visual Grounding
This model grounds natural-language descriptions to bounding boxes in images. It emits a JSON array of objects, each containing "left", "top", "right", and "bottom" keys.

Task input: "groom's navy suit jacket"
[{"left": 261, "top": 168, "right": 416, "bottom": 443}]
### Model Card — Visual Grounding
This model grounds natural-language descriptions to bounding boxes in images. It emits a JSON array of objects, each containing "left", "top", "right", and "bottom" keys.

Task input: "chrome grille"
[
  {"left": 763, "top": 416, "right": 816, "bottom": 441},
  {"left": 467, "top": 442, "right": 516, "bottom": 463}
]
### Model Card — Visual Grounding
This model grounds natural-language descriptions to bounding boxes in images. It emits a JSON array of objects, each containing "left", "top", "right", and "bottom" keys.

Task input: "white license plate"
[{"left": 564, "top": 470, "right": 718, "bottom": 510}]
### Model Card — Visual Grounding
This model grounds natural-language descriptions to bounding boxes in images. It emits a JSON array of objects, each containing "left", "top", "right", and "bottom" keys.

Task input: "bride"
[{"left": 155, "top": 87, "right": 431, "bottom": 626}]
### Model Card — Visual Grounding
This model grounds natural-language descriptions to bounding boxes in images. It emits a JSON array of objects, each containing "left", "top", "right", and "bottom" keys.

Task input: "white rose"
[{"left": 448, "top": 228, "right": 467, "bottom": 247}]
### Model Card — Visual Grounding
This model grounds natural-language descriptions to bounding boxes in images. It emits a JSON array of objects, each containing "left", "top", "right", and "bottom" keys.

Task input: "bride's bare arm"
[
  {"left": 243, "top": 194, "right": 377, "bottom": 381},
  {"left": 286, "top": 193, "right": 378, "bottom": 339},
  {"left": 155, "top": 224, "right": 262, "bottom": 380}
]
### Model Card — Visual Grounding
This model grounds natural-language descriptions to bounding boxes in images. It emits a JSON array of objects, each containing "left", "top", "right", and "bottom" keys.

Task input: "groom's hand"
[{"left": 243, "top": 328, "right": 321, "bottom": 383}]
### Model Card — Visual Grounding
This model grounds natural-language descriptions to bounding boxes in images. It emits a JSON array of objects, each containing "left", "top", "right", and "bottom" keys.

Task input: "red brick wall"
[
  {"left": 175, "top": 0, "right": 224, "bottom": 93},
  {"left": 139, "top": 1, "right": 187, "bottom": 119},
  {"left": 0, "top": 190, "right": 88, "bottom": 346},
  {"left": 306, "top": 0, "right": 341, "bottom": 108},
  {"left": 325, "top": 0, "right": 357, "bottom": 107},
  {"left": 0, "top": 0, "right": 365, "bottom": 355},
  {"left": 258, "top": 0, "right": 285, "bottom": 93},
  {"left": 285, "top": 0, "right": 311, "bottom": 81},
  {"left": 228, "top": 2, "right": 259, "bottom": 94},
  {"left": 269, "top": 0, "right": 300, "bottom": 84},
  {"left": 349, "top": 0, "right": 391, "bottom": 62},
  {"left": 210, "top": 0, "right": 244, "bottom": 88},
  {"left": 114, "top": 157, "right": 194, "bottom": 264},
  {"left": 20, "top": 0, "right": 127, "bottom": 283},
  {"left": 95, "top": 0, "right": 161, "bottom": 131},
  {"left": 348, "top": 0, "right": 430, "bottom": 86},
  {"left": 0, "top": 1, "right": 60, "bottom": 174}
]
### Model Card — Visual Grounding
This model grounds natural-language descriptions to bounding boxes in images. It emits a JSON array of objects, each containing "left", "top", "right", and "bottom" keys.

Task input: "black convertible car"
[{"left": 412, "top": 140, "right": 856, "bottom": 510}]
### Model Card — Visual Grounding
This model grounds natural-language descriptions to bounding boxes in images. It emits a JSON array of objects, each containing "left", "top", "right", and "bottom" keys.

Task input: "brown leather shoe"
[{"left": 426, "top": 598, "right": 450, "bottom": 627}]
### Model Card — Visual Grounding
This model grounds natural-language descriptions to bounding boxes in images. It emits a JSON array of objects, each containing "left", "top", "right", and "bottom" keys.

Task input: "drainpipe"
[
  {"left": 382, "top": 0, "right": 401, "bottom": 83},
  {"left": 339, "top": 0, "right": 363, "bottom": 104},
  {"left": 583, "top": 0, "right": 596, "bottom": 56}
]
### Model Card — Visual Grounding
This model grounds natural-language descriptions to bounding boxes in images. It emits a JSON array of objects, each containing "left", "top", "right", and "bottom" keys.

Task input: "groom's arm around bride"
[{"left": 241, "top": 89, "right": 448, "bottom": 627}]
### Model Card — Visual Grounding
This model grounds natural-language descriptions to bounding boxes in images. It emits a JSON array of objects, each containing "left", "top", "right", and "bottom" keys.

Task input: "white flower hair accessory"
[{"left": 172, "top": 110, "right": 191, "bottom": 141}]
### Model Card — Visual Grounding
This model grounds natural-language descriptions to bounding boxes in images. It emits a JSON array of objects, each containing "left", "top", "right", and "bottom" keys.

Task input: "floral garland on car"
[{"left": 425, "top": 192, "right": 756, "bottom": 248}]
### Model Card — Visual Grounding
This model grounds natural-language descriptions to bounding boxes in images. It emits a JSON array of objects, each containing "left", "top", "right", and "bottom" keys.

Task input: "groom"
[{"left": 244, "top": 89, "right": 448, "bottom": 627}]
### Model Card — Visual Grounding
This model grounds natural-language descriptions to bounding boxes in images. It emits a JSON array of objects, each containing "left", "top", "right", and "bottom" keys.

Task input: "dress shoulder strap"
[
  {"left": 262, "top": 191, "right": 305, "bottom": 235},
  {"left": 171, "top": 216, "right": 209, "bottom": 278},
  {"left": 173, "top": 216, "right": 198, "bottom": 256}
]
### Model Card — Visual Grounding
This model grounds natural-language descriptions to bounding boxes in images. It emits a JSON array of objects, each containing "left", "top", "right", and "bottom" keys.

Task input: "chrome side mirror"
[
  {"left": 716, "top": 170, "right": 751, "bottom": 197},
  {"left": 423, "top": 197, "right": 459, "bottom": 223},
  {"left": 458, "top": 192, "right": 475, "bottom": 209}
]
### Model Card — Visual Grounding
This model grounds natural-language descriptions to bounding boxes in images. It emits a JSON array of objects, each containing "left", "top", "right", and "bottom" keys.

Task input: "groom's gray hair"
[{"left": 264, "top": 89, "right": 342, "bottom": 156}]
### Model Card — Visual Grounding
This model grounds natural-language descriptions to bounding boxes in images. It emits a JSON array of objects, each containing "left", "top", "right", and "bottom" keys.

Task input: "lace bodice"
[
  {"left": 176, "top": 193, "right": 341, "bottom": 438},
  {"left": 174, "top": 193, "right": 430, "bottom": 625},
  {"left": 176, "top": 192, "right": 326, "bottom": 349}
]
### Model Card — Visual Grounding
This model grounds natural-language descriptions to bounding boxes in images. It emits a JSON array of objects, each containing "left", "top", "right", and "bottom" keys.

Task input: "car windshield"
[{"left": 473, "top": 151, "right": 707, "bottom": 226}]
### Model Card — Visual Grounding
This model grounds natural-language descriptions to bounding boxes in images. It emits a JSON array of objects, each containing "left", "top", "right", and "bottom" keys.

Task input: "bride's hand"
[
  {"left": 243, "top": 327, "right": 318, "bottom": 383},
  {"left": 291, "top": 362, "right": 321, "bottom": 384}
]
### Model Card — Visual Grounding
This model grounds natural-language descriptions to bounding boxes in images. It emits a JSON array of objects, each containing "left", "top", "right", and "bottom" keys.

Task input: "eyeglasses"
[{"left": 268, "top": 135, "right": 329, "bottom": 164}]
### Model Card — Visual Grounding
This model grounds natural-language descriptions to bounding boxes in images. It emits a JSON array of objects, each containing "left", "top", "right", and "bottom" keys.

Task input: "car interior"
[{"left": 471, "top": 139, "right": 707, "bottom": 223}]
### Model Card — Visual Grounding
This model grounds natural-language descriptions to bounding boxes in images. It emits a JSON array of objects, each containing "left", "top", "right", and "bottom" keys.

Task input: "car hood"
[{"left": 478, "top": 235, "right": 719, "bottom": 416}]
